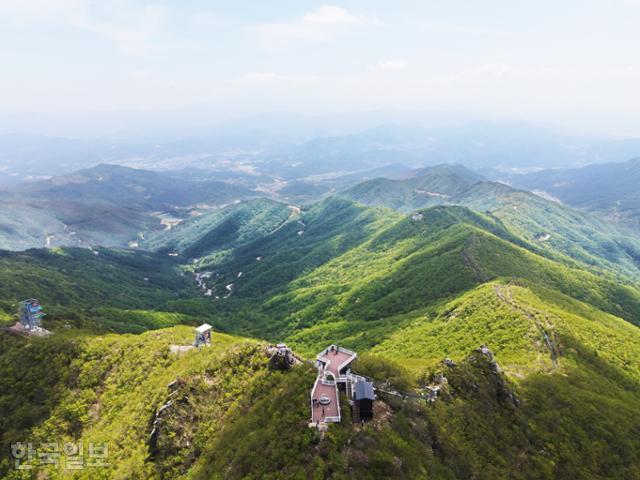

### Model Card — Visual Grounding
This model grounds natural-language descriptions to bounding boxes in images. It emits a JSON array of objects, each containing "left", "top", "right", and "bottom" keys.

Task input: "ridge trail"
[{"left": 494, "top": 283, "right": 560, "bottom": 370}]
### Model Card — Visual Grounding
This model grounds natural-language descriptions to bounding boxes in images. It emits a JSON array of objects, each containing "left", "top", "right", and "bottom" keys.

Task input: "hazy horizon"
[{"left": 2, "top": 1, "right": 640, "bottom": 138}]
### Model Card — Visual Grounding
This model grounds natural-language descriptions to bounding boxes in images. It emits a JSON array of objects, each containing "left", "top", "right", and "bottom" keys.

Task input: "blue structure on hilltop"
[{"left": 19, "top": 299, "right": 46, "bottom": 330}]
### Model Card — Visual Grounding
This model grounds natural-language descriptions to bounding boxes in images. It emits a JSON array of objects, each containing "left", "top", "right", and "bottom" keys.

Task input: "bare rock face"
[
  {"left": 422, "top": 345, "right": 519, "bottom": 408},
  {"left": 269, "top": 349, "right": 295, "bottom": 371},
  {"left": 148, "top": 380, "right": 187, "bottom": 443},
  {"left": 424, "top": 372, "right": 448, "bottom": 403}
]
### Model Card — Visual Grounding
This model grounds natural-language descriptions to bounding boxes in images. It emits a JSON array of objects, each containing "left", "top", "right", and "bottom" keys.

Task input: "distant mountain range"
[
  {"left": 339, "top": 164, "right": 640, "bottom": 280},
  {"left": 505, "top": 157, "right": 640, "bottom": 230},
  {"left": 4, "top": 117, "right": 640, "bottom": 187},
  {"left": 0, "top": 164, "right": 256, "bottom": 250},
  {"left": 338, "top": 164, "right": 483, "bottom": 211},
  {"left": 1, "top": 169, "right": 640, "bottom": 477}
]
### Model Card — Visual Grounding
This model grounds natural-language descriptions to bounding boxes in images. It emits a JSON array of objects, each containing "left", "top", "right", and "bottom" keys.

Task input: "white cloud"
[
  {"left": 253, "top": 5, "right": 381, "bottom": 48},
  {"left": 131, "top": 69, "right": 149, "bottom": 80},
  {"left": 191, "top": 11, "right": 220, "bottom": 28},
  {"left": 370, "top": 59, "right": 408, "bottom": 72},
  {"left": 411, "top": 20, "right": 509, "bottom": 37},
  {"left": 238, "top": 72, "right": 317, "bottom": 86},
  {"left": 0, "top": 0, "right": 168, "bottom": 56},
  {"left": 301, "top": 5, "right": 381, "bottom": 26}
]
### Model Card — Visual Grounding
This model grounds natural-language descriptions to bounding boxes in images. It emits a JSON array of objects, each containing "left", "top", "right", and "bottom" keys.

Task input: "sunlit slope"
[
  {"left": 204, "top": 198, "right": 402, "bottom": 298},
  {"left": 0, "top": 326, "right": 259, "bottom": 478},
  {"left": 341, "top": 166, "right": 640, "bottom": 280},
  {"left": 142, "top": 198, "right": 293, "bottom": 261},
  {"left": 209, "top": 204, "right": 640, "bottom": 343},
  {"left": 0, "top": 247, "right": 200, "bottom": 333},
  {"left": 2, "top": 306, "right": 638, "bottom": 480},
  {"left": 458, "top": 181, "right": 640, "bottom": 279},
  {"left": 368, "top": 282, "right": 640, "bottom": 379}
]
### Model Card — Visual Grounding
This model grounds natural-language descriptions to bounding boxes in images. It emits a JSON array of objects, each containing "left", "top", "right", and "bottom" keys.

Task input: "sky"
[{"left": 1, "top": 0, "right": 640, "bottom": 136}]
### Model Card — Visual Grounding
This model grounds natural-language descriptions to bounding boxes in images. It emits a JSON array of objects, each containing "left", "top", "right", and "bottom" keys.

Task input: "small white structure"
[{"left": 194, "top": 323, "right": 213, "bottom": 347}]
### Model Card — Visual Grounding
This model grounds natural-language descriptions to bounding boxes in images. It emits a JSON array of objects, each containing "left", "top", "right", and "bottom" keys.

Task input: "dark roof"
[{"left": 354, "top": 381, "right": 375, "bottom": 400}]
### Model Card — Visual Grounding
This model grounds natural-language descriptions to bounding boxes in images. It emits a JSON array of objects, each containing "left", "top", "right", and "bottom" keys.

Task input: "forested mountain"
[
  {"left": 507, "top": 157, "right": 640, "bottom": 230},
  {"left": 6, "top": 0, "right": 640, "bottom": 476},
  {"left": 1, "top": 177, "right": 639, "bottom": 479},
  {"left": 0, "top": 164, "right": 256, "bottom": 251},
  {"left": 340, "top": 165, "right": 640, "bottom": 281},
  {"left": 142, "top": 198, "right": 294, "bottom": 261},
  {"left": 1, "top": 196, "right": 639, "bottom": 478}
]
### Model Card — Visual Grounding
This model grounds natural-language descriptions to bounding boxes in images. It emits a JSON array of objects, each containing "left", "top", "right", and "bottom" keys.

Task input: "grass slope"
[
  {"left": 341, "top": 167, "right": 640, "bottom": 280},
  {"left": 511, "top": 157, "right": 640, "bottom": 229},
  {"left": 0, "top": 247, "right": 199, "bottom": 333},
  {"left": 142, "top": 198, "right": 293, "bottom": 262},
  {"left": 204, "top": 204, "right": 640, "bottom": 345},
  {"left": 1, "top": 293, "right": 638, "bottom": 479},
  {"left": 0, "top": 198, "right": 639, "bottom": 479}
]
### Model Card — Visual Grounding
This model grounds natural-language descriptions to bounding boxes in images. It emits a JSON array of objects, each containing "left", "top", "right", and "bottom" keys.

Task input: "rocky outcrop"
[{"left": 421, "top": 345, "right": 519, "bottom": 408}]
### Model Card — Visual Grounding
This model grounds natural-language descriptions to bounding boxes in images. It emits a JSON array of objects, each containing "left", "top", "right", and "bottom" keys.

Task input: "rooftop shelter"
[
  {"left": 352, "top": 380, "right": 375, "bottom": 422},
  {"left": 7, "top": 299, "right": 51, "bottom": 337},
  {"left": 310, "top": 345, "right": 377, "bottom": 428},
  {"left": 194, "top": 323, "right": 212, "bottom": 347},
  {"left": 310, "top": 376, "right": 341, "bottom": 424},
  {"left": 316, "top": 344, "right": 357, "bottom": 380}
]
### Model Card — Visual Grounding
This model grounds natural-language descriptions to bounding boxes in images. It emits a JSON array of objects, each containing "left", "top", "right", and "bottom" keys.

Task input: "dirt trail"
[
  {"left": 267, "top": 205, "right": 302, "bottom": 236},
  {"left": 494, "top": 283, "right": 560, "bottom": 370},
  {"left": 461, "top": 235, "right": 491, "bottom": 282}
]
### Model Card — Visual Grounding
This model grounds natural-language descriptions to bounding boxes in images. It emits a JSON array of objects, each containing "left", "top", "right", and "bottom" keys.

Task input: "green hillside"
[
  {"left": 510, "top": 157, "right": 640, "bottom": 230},
  {"left": 189, "top": 198, "right": 401, "bottom": 297},
  {"left": 457, "top": 182, "right": 640, "bottom": 279},
  {"left": 340, "top": 166, "right": 640, "bottom": 281},
  {"left": 1, "top": 286, "right": 638, "bottom": 479},
  {"left": 1, "top": 197, "right": 639, "bottom": 479},
  {"left": 0, "top": 164, "right": 257, "bottom": 251},
  {"left": 197, "top": 202, "right": 640, "bottom": 343},
  {"left": 0, "top": 247, "right": 201, "bottom": 333},
  {"left": 142, "top": 198, "right": 294, "bottom": 262},
  {"left": 341, "top": 164, "right": 482, "bottom": 212}
]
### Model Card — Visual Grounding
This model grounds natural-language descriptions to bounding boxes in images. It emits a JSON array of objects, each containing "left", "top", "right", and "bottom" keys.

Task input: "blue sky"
[{"left": 1, "top": 1, "right": 640, "bottom": 134}]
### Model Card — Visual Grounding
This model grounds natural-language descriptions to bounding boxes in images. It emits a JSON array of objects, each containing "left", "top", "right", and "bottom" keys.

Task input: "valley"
[
  {"left": 5, "top": 4, "right": 640, "bottom": 478},
  {"left": 1, "top": 166, "right": 640, "bottom": 477}
]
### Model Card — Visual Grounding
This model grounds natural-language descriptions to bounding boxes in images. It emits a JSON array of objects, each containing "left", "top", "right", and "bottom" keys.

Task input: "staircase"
[{"left": 351, "top": 401, "right": 361, "bottom": 424}]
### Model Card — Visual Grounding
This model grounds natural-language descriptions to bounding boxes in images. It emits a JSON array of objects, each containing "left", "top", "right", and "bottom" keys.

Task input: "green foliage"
[
  {"left": 0, "top": 163, "right": 257, "bottom": 250},
  {"left": 340, "top": 164, "right": 483, "bottom": 212},
  {"left": 205, "top": 197, "right": 401, "bottom": 299},
  {"left": 0, "top": 326, "right": 257, "bottom": 478},
  {"left": 1, "top": 192, "right": 640, "bottom": 479},
  {"left": 205, "top": 203, "right": 640, "bottom": 354},
  {"left": 352, "top": 353, "right": 413, "bottom": 392},
  {"left": 0, "top": 248, "right": 193, "bottom": 310},
  {"left": 0, "top": 247, "right": 205, "bottom": 334},
  {"left": 341, "top": 165, "right": 640, "bottom": 280},
  {"left": 142, "top": 198, "right": 293, "bottom": 261},
  {"left": 0, "top": 333, "right": 81, "bottom": 474}
]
